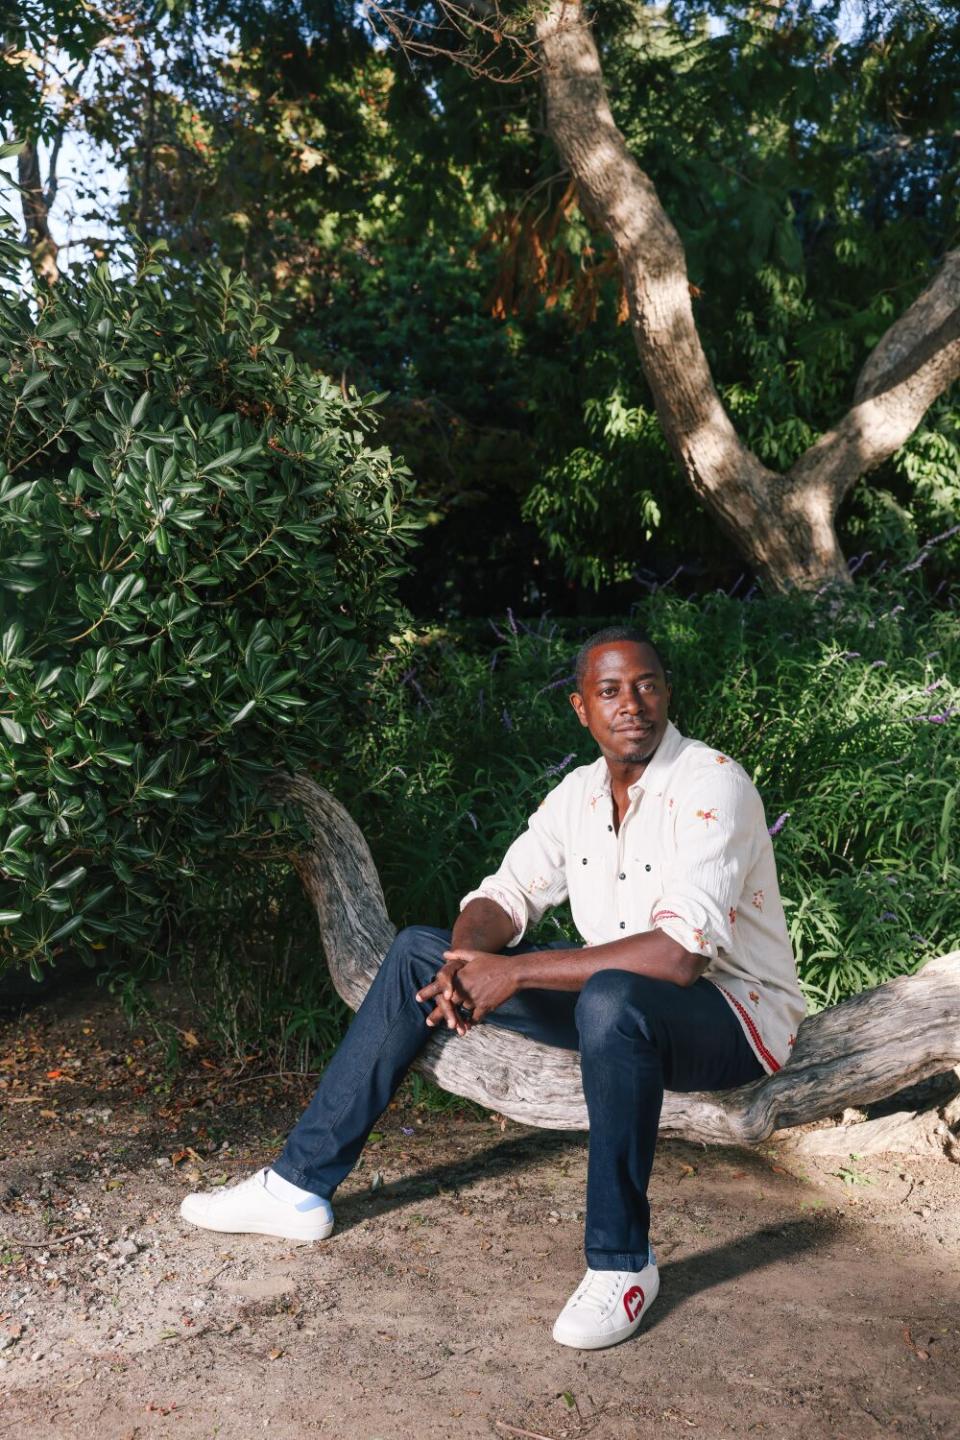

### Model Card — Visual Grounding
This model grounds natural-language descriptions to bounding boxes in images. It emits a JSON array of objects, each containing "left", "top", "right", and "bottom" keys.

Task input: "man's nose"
[{"left": 620, "top": 691, "right": 642, "bottom": 713}]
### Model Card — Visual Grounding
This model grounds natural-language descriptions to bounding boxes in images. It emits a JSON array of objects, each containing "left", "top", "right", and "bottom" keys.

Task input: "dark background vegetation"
[{"left": 1, "top": 1, "right": 957, "bottom": 1066}]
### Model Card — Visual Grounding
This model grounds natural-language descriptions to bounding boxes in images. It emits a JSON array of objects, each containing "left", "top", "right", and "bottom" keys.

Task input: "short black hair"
[{"left": 574, "top": 627, "right": 669, "bottom": 693}]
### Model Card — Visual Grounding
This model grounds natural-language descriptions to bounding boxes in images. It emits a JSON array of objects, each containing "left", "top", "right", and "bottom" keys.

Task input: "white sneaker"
[
  {"left": 552, "top": 1249, "right": 659, "bottom": 1350},
  {"left": 179, "top": 1168, "right": 334, "bottom": 1242}
]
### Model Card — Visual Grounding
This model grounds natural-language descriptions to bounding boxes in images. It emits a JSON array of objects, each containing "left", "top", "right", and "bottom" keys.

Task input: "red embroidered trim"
[
  {"left": 652, "top": 909, "right": 683, "bottom": 925},
  {"left": 713, "top": 982, "right": 781, "bottom": 1073}
]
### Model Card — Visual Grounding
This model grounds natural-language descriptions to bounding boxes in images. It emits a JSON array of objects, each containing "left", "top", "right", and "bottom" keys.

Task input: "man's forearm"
[
  {"left": 512, "top": 930, "right": 704, "bottom": 990},
  {"left": 451, "top": 897, "right": 517, "bottom": 954}
]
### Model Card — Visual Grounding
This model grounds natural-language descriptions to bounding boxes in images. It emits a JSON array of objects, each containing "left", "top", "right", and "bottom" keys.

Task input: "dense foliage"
[
  {"left": 1, "top": 6, "right": 958, "bottom": 1068},
  {"left": 0, "top": 212, "right": 420, "bottom": 976},
  {"left": 5, "top": 3, "right": 958, "bottom": 608}
]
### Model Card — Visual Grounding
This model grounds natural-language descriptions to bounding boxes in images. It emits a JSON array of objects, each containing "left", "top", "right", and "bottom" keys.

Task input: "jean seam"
[
  {"left": 270, "top": 1156, "right": 334, "bottom": 1200},
  {"left": 586, "top": 1249, "right": 650, "bottom": 1269}
]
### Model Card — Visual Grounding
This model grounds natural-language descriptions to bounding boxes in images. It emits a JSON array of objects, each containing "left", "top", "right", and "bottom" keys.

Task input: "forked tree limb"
[
  {"left": 283, "top": 774, "right": 960, "bottom": 1146},
  {"left": 533, "top": 1, "right": 960, "bottom": 593}
]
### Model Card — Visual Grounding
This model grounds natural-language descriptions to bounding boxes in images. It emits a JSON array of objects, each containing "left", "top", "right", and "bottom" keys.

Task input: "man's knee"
[
  {"left": 575, "top": 969, "right": 666, "bottom": 1048},
  {"left": 383, "top": 925, "right": 449, "bottom": 983}
]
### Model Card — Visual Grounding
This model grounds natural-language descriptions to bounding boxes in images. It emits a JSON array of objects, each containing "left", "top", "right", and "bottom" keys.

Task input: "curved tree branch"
[
  {"left": 281, "top": 774, "right": 960, "bottom": 1148},
  {"left": 534, "top": 1, "right": 960, "bottom": 592}
]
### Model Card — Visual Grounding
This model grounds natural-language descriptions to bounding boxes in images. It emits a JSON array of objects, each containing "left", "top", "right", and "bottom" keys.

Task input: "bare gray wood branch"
[{"left": 283, "top": 774, "right": 960, "bottom": 1144}]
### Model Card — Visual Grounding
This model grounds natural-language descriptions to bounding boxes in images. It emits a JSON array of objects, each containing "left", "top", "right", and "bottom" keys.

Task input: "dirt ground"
[{"left": 1, "top": 983, "right": 958, "bottom": 1440}]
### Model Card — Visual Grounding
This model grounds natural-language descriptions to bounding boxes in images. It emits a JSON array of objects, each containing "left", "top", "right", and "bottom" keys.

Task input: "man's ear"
[{"left": 570, "top": 692, "right": 589, "bottom": 727}]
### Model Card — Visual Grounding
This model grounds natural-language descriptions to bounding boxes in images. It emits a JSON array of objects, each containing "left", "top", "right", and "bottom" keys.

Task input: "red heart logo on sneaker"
[{"left": 623, "top": 1285, "right": 645, "bottom": 1322}]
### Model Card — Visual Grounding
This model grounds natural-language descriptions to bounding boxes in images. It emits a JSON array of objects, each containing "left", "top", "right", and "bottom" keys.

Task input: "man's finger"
[
  {"left": 425, "top": 993, "right": 455, "bottom": 1025},
  {"left": 416, "top": 971, "right": 461, "bottom": 1001},
  {"left": 425, "top": 994, "right": 467, "bottom": 1034}
]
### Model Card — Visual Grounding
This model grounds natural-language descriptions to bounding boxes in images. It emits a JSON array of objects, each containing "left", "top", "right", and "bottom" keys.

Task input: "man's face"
[{"left": 570, "top": 641, "right": 671, "bottom": 767}]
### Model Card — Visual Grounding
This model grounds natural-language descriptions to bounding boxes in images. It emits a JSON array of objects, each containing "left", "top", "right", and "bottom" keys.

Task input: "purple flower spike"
[
  {"left": 879, "top": 911, "right": 897, "bottom": 923},
  {"left": 841, "top": 651, "right": 861, "bottom": 660},
  {"left": 768, "top": 811, "right": 790, "bottom": 836},
  {"left": 544, "top": 751, "right": 575, "bottom": 778},
  {"left": 535, "top": 673, "right": 576, "bottom": 697},
  {"left": 466, "top": 811, "right": 478, "bottom": 830},
  {"left": 506, "top": 607, "right": 518, "bottom": 636},
  {"left": 401, "top": 1126, "right": 415, "bottom": 1136},
  {"left": 501, "top": 706, "right": 514, "bottom": 731},
  {"left": 869, "top": 660, "right": 887, "bottom": 669}
]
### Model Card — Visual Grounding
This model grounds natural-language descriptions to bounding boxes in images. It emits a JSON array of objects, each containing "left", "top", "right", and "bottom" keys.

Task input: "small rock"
[{"left": 155, "top": 1157, "right": 172, "bottom": 1169}]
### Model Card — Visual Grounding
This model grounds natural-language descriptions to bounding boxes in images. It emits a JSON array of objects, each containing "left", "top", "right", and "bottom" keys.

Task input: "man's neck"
[{"left": 605, "top": 743, "right": 659, "bottom": 820}]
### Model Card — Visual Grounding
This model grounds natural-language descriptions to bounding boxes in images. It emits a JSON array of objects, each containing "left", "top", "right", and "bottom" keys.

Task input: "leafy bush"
[
  {"left": 0, "top": 215, "right": 420, "bottom": 976},
  {"left": 346, "top": 582, "right": 959, "bottom": 1014}
]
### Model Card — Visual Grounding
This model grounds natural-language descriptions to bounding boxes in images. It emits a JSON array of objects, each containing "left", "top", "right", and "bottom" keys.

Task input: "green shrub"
[{"left": 0, "top": 215, "right": 420, "bottom": 976}]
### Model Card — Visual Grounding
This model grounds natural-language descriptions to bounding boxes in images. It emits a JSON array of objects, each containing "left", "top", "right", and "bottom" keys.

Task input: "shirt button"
[
  {"left": 619, "top": 921, "right": 626, "bottom": 929},
  {"left": 582, "top": 857, "right": 588, "bottom": 865},
  {"left": 645, "top": 863, "right": 652, "bottom": 872},
  {"left": 619, "top": 872, "right": 626, "bottom": 880},
  {"left": 607, "top": 824, "right": 613, "bottom": 832}
]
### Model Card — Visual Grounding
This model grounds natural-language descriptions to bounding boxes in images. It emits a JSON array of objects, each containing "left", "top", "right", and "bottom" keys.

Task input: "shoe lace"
[{"left": 573, "top": 1270, "right": 626, "bottom": 1317}]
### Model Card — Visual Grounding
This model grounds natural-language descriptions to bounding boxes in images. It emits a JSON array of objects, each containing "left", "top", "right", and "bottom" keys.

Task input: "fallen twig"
[
  {"left": 182, "top": 1070, "right": 321, "bottom": 1086},
  {"left": 6, "top": 1227, "right": 93, "bottom": 1249}
]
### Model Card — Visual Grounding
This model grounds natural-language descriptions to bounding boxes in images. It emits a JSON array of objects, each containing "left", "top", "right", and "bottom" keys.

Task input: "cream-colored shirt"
[{"left": 460, "top": 721, "right": 805, "bottom": 1074}]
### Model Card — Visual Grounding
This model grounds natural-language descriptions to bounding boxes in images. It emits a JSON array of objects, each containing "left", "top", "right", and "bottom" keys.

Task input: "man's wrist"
[{"left": 511, "top": 948, "right": 572, "bottom": 992}]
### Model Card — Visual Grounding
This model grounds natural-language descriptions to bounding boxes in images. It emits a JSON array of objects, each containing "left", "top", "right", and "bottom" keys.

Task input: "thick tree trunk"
[
  {"left": 282, "top": 775, "right": 960, "bottom": 1150},
  {"left": 533, "top": 1, "right": 960, "bottom": 593},
  {"left": 18, "top": 137, "right": 59, "bottom": 286}
]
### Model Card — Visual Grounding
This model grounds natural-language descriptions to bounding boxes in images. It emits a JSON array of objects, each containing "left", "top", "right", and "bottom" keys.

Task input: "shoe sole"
[
  {"left": 179, "top": 1198, "right": 334, "bottom": 1242},
  {"left": 552, "top": 1318, "right": 642, "bottom": 1350}
]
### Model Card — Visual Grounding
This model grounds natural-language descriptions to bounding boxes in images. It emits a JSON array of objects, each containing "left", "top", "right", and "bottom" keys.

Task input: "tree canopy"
[{"left": 3, "top": 1, "right": 958, "bottom": 607}]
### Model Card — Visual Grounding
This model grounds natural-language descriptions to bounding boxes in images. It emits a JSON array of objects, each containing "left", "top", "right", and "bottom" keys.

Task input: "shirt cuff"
[
  {"left": 459, "top": 885, "right": 527, "bottom": 947},
  {"left": 651, "top": 907, "right": 718, "bottom": 961}
]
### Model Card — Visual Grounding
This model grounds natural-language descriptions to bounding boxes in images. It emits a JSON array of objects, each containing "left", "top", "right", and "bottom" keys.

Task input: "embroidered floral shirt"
[{"left": 460, "top": 721, "right": 806, "bottom": 1074}]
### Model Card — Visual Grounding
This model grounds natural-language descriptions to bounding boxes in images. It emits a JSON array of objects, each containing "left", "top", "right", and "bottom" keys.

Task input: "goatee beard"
[{"left": 622, "top": 742, "right": 658, "bottom": 766}]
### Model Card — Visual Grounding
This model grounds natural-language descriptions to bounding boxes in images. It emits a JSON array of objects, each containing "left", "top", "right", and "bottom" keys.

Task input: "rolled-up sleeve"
[
  {"left": 459, "top": 786, "right": 569, "bottom": 946},
  {"left": 651, "top": 766, "right": 760, "bottom": 961}
]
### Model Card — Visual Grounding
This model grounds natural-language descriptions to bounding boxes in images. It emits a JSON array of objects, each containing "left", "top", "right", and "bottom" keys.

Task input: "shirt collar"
[{"left": 595, "top": 720, "right": 685, "bottom": 799}]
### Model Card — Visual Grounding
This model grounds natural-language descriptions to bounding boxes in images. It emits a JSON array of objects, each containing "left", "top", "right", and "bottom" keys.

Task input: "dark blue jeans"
[{"left": 273, "top": 925, "right": 764, "bottom": 1270}]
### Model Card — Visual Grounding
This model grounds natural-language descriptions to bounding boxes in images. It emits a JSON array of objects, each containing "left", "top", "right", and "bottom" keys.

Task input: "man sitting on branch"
[{"left": 180, "top": 628, "right": 806, "bottom": 1350}]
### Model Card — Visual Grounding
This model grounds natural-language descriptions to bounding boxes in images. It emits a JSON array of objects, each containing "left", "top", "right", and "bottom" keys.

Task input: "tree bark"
[
  {"left": 282, "top": 774, "right": 960, "bottom": 1148},
  {"left": 17, "top": 136, "right": 59, "bottom": 287},
  {"left": 533, "top": 1, "right": 960, "bottom": 593}
]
